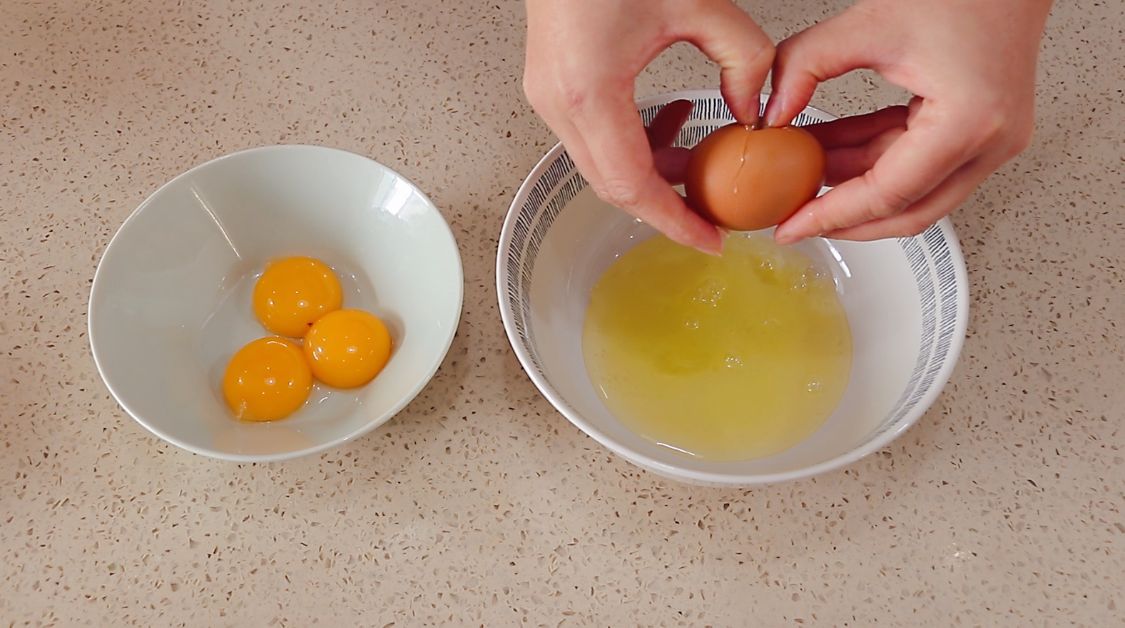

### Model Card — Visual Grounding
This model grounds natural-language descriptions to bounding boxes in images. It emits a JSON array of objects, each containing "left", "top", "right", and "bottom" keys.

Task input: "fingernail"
[
  {"left": 764, "top": 93, "right": 787, "bottom": 127},
  {"left": 696, "top": 233, "right": 724, "bottom": 256},
  {"left": 696, "top": 241, "right": 723, "bottom": 257},
  {"left": 773, "top": 228, "right": 801, "bottom": 245},
  {"left": 734, "top": 109, "right": 757, "bottom": 128}
]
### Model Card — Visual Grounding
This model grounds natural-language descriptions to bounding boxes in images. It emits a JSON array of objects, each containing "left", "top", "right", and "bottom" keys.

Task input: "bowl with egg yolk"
[
  {"left": 497, "top": 90, "right": 970, "bottom": 486},
  {"left": 89, "top": 145, "right": 462, "bottom": 461}
]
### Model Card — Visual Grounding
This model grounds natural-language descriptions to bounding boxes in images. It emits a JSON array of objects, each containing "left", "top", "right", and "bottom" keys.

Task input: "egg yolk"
[
  {"left": 223, "top": 337, "right": 313, "bottom": 422},
  {"left": 252, "top": 256, "right": 343, "bottom": 337},
  {"left": 304, "top": 309, "right": 392, "bottom": 389}
]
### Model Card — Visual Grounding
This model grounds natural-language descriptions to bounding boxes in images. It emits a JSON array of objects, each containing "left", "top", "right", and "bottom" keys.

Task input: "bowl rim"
[
  {"left": 496, "top": 89, "right": 970, "bottom": 486},
  {"left": 89, "top": 143, "right": 464, "bottom": 462}
]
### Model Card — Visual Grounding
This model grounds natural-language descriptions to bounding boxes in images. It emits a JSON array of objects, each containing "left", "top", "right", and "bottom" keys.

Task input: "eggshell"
[{"left": 684, "top": 124, "right": 826, "bottom": 231}]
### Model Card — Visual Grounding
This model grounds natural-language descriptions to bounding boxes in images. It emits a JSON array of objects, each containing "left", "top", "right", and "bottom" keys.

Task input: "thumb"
[
  {"left": 674, "top": 2, "right": 775, "bottom": 125},
  {"left": 764, "top": 9, "right": 880, "bottom": 127}
]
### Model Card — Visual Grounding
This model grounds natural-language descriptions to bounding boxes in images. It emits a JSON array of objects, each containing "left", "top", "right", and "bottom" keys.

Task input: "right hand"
[
  {"left": 763, "top": 0, "right": 1049, "bottom": 243},
  {"left": 522, "top": 0, "right": 775, "bottom": 254}
]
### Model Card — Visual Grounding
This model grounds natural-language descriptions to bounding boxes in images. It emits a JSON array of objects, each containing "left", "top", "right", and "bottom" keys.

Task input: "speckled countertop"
[{"left": 2, "top": 0, "right": 1122, "bottom": 625}]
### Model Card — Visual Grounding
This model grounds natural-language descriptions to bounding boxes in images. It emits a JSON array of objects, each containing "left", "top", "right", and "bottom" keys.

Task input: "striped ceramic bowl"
[{"left": 497, "top": 90, "right": 969, "bottom": 486}]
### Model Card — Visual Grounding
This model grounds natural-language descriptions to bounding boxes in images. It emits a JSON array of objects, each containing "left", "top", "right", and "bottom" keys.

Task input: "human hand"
[
  {"left": 522, "top": 0, "right": 775, "bottom": 254},
  {"left": 764, "top": 0, "right": 1052, "bottom": 242}
]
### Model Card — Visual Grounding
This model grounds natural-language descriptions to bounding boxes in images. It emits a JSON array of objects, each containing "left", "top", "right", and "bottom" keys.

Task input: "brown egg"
[{"left": 684, "top": 124, "right": 826, "bottom": 231}]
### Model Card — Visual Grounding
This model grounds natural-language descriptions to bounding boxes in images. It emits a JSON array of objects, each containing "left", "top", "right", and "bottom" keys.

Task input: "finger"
[
  {"left": 653, "top": 147, "right": 692, "bottom": 185},
  {"left": 532, "top": 95, "right": 683, "bottom": 250},
  {"left": 823, "top": 126, "right": 904, "bottom": 186},
  {"left": 802, "top": 106, "right": 908, "bottom": 148},
  {"left": 646, "top": 100, "right": 694, "bottom": 149},
  {"left": 774, "top": 105, "right": 978, "bottom": 243},
  {"left": 673, "top": 2, "right": 775, "bottom": 124},
  {"left": 764, "top": 9, "right": 883, "bottom": 126},
  {"left": 549, "top": 109, "right": 715, "bottom": 250},
  {"left": 825, "top": 159, "right": 993, "bottom": 241},
  {"left": 609, "top": 169, "right": 722, "bottom": 253},
  {"left": 571, "top": 91, "right": 722, "bottom": 253}
]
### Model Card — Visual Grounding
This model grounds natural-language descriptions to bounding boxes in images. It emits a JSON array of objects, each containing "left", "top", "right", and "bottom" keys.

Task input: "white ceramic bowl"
[
  {"left": 90, "top": 145, "right": 463, "bottom": 462},
  {"left": 497, "top": 90, "right": 969, "bottom": 486}
]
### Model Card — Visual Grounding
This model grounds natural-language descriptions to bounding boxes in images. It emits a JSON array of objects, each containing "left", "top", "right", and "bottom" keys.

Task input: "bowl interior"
[
  {"left": 499, "top": 91, "right": 967, "bottom": 484},
  {"left": 90, "top": 145, "right": 462, "bottom": 461}
]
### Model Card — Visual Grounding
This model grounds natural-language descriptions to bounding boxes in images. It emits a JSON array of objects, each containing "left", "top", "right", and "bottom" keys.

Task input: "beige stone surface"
[{"left": 2, "top": 0, "right": 1122, "bottom": 625}]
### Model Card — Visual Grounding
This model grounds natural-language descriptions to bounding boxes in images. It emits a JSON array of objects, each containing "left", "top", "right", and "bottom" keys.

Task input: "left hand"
[
  {"left": 522, "top": 0, "right": 775, "bottom": 254},
  {"left": 763, "top": 0, "right": 1053, "bottom": 242}
]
